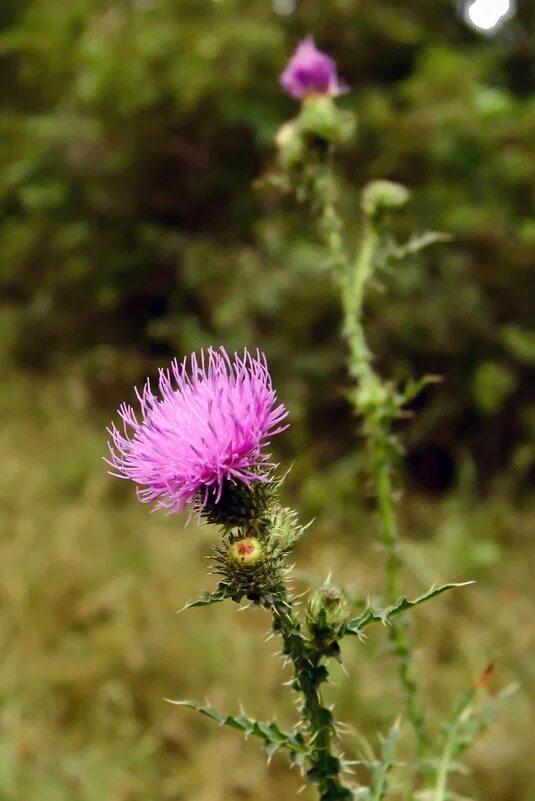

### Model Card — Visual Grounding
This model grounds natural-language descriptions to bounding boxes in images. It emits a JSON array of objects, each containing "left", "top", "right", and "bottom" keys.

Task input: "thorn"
[{"left": 335, "top": 722, "right": 351, "bottom": 734}]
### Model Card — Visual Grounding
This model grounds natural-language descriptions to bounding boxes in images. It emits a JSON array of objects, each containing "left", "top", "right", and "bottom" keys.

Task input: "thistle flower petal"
[
  {"left": 280, "top": 37, "right": 348, "bottom": 101},
  {"left": 106, "top": 347, "right": 288, "bottom": 517}
]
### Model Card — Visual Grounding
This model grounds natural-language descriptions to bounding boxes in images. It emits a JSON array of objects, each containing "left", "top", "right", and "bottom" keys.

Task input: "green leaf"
[
  {"left": 179, "top": 585, "right": 230, "bottom": 611},
  {"left": 165, "top": 699, "right": 308, "bottom": 760},
  {"left": 392, "top": 231, "right": 452, "bottom": 260},
  {"left": 344, "top": 582, "right": 474, "bottom": 638},
  {"left": 401, "top": 374, "right": 443, "bottom": 405}
]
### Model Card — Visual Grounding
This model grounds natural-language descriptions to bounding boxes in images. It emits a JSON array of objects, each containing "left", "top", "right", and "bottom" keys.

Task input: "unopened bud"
[
  {"left": 307, "top": 584, "right": 348, "bottom": 632},
  {"left": 361, "top": 179, "right": 409, "bottom": 219},
  {"left": 228, "top": 537, "right": 265, "bottom": 568},
  {"left": 298, "top": 95, "right": 355, "bottom": 146},
  {"left": 268, "top": 506, "right": 306, "bottom": 554}
]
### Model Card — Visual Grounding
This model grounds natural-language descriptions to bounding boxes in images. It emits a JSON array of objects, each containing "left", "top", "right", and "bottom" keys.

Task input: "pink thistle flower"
[
  {"left": 280, "top": 37, "right": 348, "bottom": 101},
  {"left": 105, "top": 347, "right": 288, "bottom": 517}
]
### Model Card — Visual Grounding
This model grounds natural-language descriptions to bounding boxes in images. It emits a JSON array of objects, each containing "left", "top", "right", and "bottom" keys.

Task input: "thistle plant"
[{"left": 105, "top": 41, "right": 509, "bottom": 801}]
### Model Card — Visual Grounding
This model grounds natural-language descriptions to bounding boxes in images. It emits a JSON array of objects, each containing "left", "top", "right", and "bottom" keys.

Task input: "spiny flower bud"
[
  {"left": 361, "top": 179, "right": 409, "bottom": 220},
  {"left": 228, "top": 537, "right": 264, "bottom": 567},
  {"left": 307, "top": 584, "right": 348, "bottom": 633},
  {"left": 267, "top": 506, "right": 308, "bottom": 554},
  {"left": 211, "top": 532, "right": 288, "bottom": 603}
]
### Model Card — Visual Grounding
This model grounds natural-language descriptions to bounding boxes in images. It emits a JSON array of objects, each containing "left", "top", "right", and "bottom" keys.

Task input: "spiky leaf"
[
  {"left": 180, "top": 584, "right": 231, "bottom": 611},
  {"left": 344, "top": 582, "right": 474, "bottom": 638},
  {"left": 392, "top": 231, "right": 452, "bottom": 259},
  {"left": 166, "top": 699, "right": 307, "bottom": 762}
]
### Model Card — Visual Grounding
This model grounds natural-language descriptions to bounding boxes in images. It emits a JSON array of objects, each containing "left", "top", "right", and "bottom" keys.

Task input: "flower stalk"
[
  {"left": 269, "top": 587, "right": 353, "bottom": 801},
  {"left": 309, "top": 161, "right": 430, "bottom": 755}
]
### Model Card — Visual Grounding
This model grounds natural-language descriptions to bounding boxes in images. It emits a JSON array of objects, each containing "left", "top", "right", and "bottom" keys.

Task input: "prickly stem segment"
[
  {"left": 373, "top": 445, "right": 430, "bottom": 758},
  {"left": 207, "top": 500, "right": 353, "bottom": 798},
  {"left": 267, "top": 588, "right": 353, "bottom": 801},
  {"left": 307, "top": 163, "right": 430, "bottom": 755}
]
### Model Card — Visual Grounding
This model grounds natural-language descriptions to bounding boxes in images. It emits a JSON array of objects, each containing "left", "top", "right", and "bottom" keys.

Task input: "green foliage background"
[{"left": 0, "top": 2, "right": 534, "bottom": 800}]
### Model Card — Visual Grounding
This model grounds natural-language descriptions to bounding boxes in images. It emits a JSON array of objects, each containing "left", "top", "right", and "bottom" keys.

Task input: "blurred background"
[{"left": 0, "top": 1, "right": 534, "bottom": 799}]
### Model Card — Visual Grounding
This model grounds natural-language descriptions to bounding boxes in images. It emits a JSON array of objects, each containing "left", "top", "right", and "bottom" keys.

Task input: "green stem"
[
  {"left": 373, "top": 459, "right": 429, "bottom": 755},
  {"left": 375, "top": 462, "right": 402, "bottom": 599},
  {"left": 312, "top": 166, "right": 429, "bottom": 755},
  {"left": 432, "top": 681, "right": 482, "bottom": 801},
  {"left": 433, "top": 720, "right": 457, "bottom": 801},
  {"left": 269, "top": 589, "right": 353, "bottom": 801}
]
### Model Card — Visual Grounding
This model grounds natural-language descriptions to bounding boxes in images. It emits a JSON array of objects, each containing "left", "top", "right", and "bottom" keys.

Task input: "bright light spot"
[
  {"left": 463, "top": 0, "right": 515, "bottom": 33},
  {"left": 273, "top": 0, "right": 296, "bottom": 15}
]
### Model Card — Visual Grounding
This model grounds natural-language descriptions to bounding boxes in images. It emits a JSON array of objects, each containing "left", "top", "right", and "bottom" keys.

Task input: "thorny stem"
[
  {"left": 311, "top": 164, "right": 429, "bottom": 756},
  {"left": 269, "top": 587, "right": 353, "bottom": 801}
]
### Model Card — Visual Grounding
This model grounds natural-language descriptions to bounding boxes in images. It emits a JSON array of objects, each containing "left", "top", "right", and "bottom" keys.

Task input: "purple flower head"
[
  {"left": 280, "top": 37, "right": 348, "bottom": 101},
  {"left": 105, "top": 348, "right": 288, "bottom": 517}
]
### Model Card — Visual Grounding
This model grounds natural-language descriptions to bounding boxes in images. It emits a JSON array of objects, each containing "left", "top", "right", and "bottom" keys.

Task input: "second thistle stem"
[
  {"left": 313, "top": 166, "right": 429, "bottom": 755},
  {"left": 375, "top": 461, "right": 402, "bottom": 601}
]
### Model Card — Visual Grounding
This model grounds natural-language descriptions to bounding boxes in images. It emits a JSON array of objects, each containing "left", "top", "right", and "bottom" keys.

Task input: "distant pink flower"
[
  {"left": 106, "top": 348, "right": 288, "bottom": 516},
  {"left": 280, "top": 37, "right": 348, "bottom": 101}
]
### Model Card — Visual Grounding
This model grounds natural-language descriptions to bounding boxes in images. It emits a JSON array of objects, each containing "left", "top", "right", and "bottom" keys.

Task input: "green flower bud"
[
  {"left": 212, "top": 533, "right": 286, "bottom": 603},
  {"left": 297, "top": 95, "right": 356, "bottom": 146},
  {"left": 361, "top": 179, "right": 409, "bottom": 219},
  {"left": 267, "top": 506, "right": 308, "bottom": 554},
  {"left": 307, "top": 584, "right": 348, "bottom": 633},
  {"left": 228, "top": 537, "right": 264, "bottom": 568}
]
